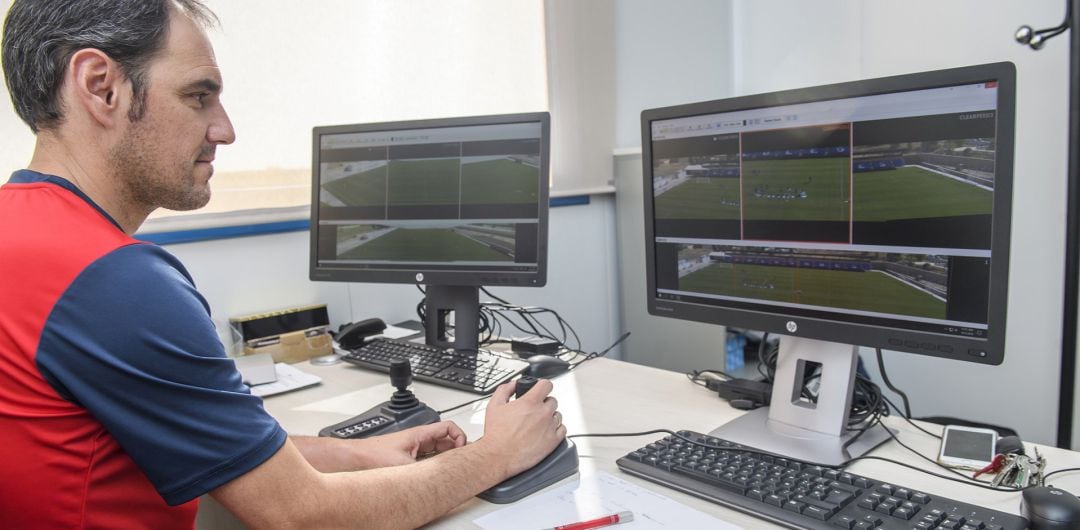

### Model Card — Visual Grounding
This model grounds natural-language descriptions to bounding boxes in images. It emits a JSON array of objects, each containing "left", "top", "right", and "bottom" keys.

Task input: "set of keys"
[{"left": 975, "top": 449, "right": 1046, "bottom": 488}]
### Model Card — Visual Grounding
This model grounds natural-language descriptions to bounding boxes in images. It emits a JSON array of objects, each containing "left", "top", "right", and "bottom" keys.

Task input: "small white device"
[{"left": 937, "top": 425, "right": 999, "bottom": 471}]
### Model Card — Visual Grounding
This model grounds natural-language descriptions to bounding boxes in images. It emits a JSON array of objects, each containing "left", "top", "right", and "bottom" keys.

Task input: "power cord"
[
  {"left": 569, "top": 331, "right": 631, "bottom": 369},
  {"left": 433, "top": 331, "right": 632, "bottom": 415},
  {"left": 875, "top": 347, "right": 912, "bottom": 419},
  {"left": 437, "top": 395, "right": 489, "bottom": 415},
  {"left": 415, "top": 284, "right": 590, "bottom": 361}
]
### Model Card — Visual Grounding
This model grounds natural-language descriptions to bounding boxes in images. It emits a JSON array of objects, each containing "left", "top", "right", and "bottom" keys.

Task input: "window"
[{"left": 158, "top": 0, "right": 548, "bottom": 228}]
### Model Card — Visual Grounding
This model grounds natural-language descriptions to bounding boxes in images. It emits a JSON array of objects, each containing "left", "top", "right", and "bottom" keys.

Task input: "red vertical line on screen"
[
  {"left": 383, "top": 146, "right": 390, "bottom": 220},
  {"left": 458, "top": 142, "right": 463, "bottom": 219},
  {"left": 739, "top": 131, "right": 745, "bottom": 240},
  {"left": 849, "top": 122, "right": 854, "bottom": 244}
]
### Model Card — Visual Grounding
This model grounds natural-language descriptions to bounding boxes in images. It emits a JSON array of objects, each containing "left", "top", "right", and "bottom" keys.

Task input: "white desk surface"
[{"left": 199, "top": 356, "right": 1080, "bottom": 529}]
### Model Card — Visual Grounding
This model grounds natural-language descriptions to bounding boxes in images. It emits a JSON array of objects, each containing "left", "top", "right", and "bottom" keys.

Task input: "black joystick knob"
[
  {"left": 390, "top": 359, "right": 412, "bottom": 390},
  {"left": 388, "top": 360, "right": 420, "bottom": 411},
  {"left": 515, "top": 376, "right": 539, "bottom": 399}
]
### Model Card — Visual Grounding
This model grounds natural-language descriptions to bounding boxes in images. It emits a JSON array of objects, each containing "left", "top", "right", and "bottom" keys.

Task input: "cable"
[
  {"left": 852, "top": 415, "right": 1018, "bottom": 489},
  {"left": 875, "top": 347, "right": 912, "bottom": 419},
  {"left": 414, "top": 286, "right": 592, "bottom": 359},
  {"left": 756, "top": 332, "right": 777, "bottom": 382},
  {"left": 570, "top": 331, "right": 631, "bottom": 369},
  {"left": 685, "top": 369, "right": 736, "bottom": 387},
  {"left": 1044, "top": 467, "right": 1080, "bottom": 482},
  {"left": 882, "top": 395, "right": 943, "bottom": 440},
  {"left": 568, "top": 429, "right": 675, "bottom": 441},
  {"left": 437, "top": 394, "right": 491, "bottom": 415},
  {"left": 847, "top": 455, "right": 1024, "bottom": 492}
]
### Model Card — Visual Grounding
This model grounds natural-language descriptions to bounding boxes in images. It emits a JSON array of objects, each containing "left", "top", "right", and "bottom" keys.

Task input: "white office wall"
[
  {"left": 613, "top": 0, "right": 1071, "bottom": 445},
  {"left": 165, "top": 198, "right": 621, "bottom": 361},
  {"left": 201, "top": 0, "right": 548, "bottom": 174},
  {"left": 613, "top": 0, "right": 734, "bottom": 149},
  {"left": 612, "top": 0, "right": 736, "bottom": 373}
]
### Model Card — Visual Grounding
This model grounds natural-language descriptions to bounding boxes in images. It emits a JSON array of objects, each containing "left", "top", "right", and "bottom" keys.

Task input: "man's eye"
[{"left": 192, "top": 92, "right": 209, "bottom": 104}]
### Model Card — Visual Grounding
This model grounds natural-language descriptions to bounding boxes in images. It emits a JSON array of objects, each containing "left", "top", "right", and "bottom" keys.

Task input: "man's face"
[{"left": 109, "top": 10, "right": 235, "bottom": 212}]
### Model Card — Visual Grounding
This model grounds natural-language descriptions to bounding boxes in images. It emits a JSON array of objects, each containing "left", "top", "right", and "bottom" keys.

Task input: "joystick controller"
[
  {"left": 478, "top": 376, "right": 579, "bottom": 503},
  {"left": 319, "top": 359, "right": 440, "bottom": 439}
]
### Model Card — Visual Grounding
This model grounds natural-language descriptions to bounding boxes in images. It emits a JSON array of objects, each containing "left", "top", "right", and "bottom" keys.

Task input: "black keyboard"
[
  {"left": 616, "top": 430, "right": 1027, "bottom": 530},
  {"left": 342, "top": 338, "right": 528, "bottom": 394}
]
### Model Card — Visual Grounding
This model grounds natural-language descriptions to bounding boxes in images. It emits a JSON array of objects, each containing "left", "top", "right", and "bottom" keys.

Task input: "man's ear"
[{"left": 66, "top": 48, "right": 126, "bottom": 128}]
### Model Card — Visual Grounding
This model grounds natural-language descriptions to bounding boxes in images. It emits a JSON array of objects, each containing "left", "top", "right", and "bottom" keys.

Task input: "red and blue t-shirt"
[{"left": 0, "top": 170, "right": 287, "bottom": 529}]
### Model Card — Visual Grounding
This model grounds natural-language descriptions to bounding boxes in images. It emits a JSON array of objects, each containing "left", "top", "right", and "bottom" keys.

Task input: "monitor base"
[{"left": 708, "top": 407, "right": 894, "bottom": 467}]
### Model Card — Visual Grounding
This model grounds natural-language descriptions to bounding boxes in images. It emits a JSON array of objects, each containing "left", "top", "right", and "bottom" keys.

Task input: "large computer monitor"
[
  {"left": 310, "top": 112, "right": 550, "bottom": 352},
  {"left": 642, "top": 63, "right": 1015, "bottom": 464}
]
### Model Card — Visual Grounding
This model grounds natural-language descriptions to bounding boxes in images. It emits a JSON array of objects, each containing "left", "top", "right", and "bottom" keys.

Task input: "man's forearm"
[
  {"left": 215, "top": 437, "right": 510, "bottom": 530},
  {"left": 316, "top": 439, "right": 508, "bottom": 529},
  {"left": 290, "top": 435, "right": 367, "bottom": 472}
]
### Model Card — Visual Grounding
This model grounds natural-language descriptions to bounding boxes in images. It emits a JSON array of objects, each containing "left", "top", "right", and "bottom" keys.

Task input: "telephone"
[{"left": 334, "top": 318, "right": 387, "bottom": 350}]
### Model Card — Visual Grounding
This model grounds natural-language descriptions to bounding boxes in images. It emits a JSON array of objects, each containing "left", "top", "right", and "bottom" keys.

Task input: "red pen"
[{"left": 543, "top": 511, "right": 635, "bottom": 530}]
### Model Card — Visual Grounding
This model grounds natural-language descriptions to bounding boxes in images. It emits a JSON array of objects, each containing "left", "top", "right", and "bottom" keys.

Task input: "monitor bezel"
[
  {"left": 641, "top": 62, "right": 1015, "bottom": 365},
  {"left": 310, "top": 112, "right": 550, "bottom": 288}
]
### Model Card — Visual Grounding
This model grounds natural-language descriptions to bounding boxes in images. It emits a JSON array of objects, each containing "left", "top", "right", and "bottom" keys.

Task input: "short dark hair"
[{"left": 2, "top": 0, "right": 217, "bottom": 133}]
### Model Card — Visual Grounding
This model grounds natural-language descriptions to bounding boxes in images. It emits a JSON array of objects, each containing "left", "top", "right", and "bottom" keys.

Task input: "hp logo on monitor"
[
  {"left": 416, "top": 273, "right": 424, "bottom": 282},
  {"left": 786, "top": 321, "right": 798, "bottom": 333}
]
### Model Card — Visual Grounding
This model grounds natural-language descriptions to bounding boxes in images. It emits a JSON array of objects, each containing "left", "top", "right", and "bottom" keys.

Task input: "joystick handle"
[
  {"left": 515, "top": 376, "right": 539, "bottom": 399},
  {"left": 388, "top": 360, "right": 420, "bottom": 411},
  {"left": 389, "top": 359, "right": 412, "bottom": 391}
]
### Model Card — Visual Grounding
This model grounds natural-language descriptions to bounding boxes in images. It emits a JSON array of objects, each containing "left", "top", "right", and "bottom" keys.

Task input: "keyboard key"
[
  {"left": 825, "top": 490, "right": 855, "bottom": 506},
  {"left": 893, "top": 506, "right": 915, "bottom": 520},
  {"left": 832, "top": 515, "right": 856, "bottom": 529},
  {"left": 804, "top": 505, "right": 835, "bottom": 520},
  {"left": 859, "top": 514, "right": 883, "bottom": 526}
]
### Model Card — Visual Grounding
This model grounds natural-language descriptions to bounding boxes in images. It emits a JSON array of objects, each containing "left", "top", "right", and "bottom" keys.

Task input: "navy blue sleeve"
[{"left": 35, "top": 243, "right": 287, "bottom": 505}]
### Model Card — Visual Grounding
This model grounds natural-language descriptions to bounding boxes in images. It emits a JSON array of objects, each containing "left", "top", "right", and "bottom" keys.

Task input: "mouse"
[
  {"left": 524, "top": 354, "right": 571, "bottom": 378},
  {"left": 1021, "top": 486, "right": 1080, "bottom": 529}
]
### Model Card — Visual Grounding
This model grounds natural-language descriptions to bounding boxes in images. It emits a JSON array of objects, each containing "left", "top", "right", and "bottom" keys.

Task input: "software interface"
[
  {"left": 314, "top": 121, "right": 544, "bottom": 274},
  {"left": 649, "top": 81, "right": 1000, "bottom": 340}
]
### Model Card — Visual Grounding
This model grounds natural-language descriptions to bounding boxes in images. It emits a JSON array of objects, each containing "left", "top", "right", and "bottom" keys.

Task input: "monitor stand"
[
  {"left": 709, "top": 336, "right": 893, "bottom": 466},
  {"left": 424, "top": 285, "right": 480, "bottom": 352}
]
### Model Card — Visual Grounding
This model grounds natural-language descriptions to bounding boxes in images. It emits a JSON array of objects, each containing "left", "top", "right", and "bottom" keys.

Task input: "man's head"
[
  {"left": 3, "top": 0, "right": 216, "bottom": 133},
  {"left": 2, "top": 0, "right": 235, "bottom": 217}
]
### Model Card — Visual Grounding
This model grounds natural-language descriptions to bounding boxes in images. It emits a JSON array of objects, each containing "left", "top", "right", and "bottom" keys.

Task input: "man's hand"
[
  {"left": 361, "top": 421, "right": 468, "bottom": 466},
  {"left": 476, "top": 379, "right": 565, "bottom": 478}
]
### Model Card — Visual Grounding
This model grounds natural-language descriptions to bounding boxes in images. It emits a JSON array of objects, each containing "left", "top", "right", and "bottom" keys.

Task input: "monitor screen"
[
  {"left": 310, "top": 113, "right": 549, "bottom": 287},
  {"left": 643, "top": 63, "right": 1014, "bottom": 364}
]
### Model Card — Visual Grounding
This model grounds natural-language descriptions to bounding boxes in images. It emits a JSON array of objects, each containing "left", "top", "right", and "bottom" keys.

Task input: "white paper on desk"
[
  {"left": 474, "top": 471, "right": 741, "bottom": 530},
  {"left": 248, "top": 363, "right": 321, "bottom": 397},
  {"left": 375, "top": 324, "right": 417, "bottom": 340}
]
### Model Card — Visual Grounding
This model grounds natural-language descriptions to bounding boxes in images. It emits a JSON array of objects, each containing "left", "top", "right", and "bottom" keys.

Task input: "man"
[{"left": 0, "top": 1, "right": 565, "bottom": 528}]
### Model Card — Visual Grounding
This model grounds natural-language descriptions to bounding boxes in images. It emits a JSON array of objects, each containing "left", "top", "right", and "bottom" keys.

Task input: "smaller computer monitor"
[{"left": 310, "top": 113, "right": 550, "bottom": 351}]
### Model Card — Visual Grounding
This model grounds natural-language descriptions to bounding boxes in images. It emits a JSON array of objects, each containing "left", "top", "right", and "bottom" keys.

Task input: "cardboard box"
[{"left": 229, "top": 304, "right": 332, "bottom": 363}]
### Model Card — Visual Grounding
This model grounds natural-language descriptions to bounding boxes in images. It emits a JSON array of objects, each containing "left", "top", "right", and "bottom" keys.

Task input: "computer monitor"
[
  {"left": 310, "top": 112, "right": 550, "bottom": 352},
  {"left": 641, "top": 63, "right": 1015, "bottom": 464}
]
